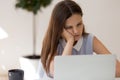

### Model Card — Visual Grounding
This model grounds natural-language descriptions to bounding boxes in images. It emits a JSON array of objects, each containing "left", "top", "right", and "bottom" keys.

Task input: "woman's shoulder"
[{"left": 82, "top": 33, "right": 94, "bottom": 46}]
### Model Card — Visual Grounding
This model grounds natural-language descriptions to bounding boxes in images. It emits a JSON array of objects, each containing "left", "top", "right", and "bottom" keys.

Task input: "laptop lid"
[{"left": 54, "top": 54, "right": 116, "bottom": 80}]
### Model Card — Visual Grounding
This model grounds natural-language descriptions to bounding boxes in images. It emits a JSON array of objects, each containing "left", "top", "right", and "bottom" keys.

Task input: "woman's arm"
[
  {"left": 93, "top": 36, "right": 120, "bottom": 77},
  {"left": 49, "top": 40, "right": 74, "bottom": 76},
  {"left": 49, "top": 29, "right": 74, "bottom": 76},
  {"left": 61, "top": 29, "right": 74, "bottom": 55}
]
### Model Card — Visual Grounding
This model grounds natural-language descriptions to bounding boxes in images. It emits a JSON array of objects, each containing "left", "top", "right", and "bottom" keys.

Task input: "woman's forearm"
[
  {"left": 50, "top": 40, "right": 74, "bottom": 76},
  {"left": 62, "top": 40, "right": 74, "bottom": 56}
]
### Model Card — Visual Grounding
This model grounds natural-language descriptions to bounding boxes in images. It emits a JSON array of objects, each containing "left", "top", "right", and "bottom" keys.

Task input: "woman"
[{"left": 40, "top": 0, "right": 120, "bottom": 79}]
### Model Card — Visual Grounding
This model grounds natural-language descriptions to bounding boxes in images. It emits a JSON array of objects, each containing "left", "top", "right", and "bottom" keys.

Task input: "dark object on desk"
[
  {"left": 24, "top": 55, "right": 40, "bottom": 59},
  {"left": 8, "top": 69, "right": 24, "bottom": 80}
]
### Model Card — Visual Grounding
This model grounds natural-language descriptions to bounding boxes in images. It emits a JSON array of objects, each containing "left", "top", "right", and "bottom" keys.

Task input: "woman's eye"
[{"left": 77, "top": 23, "right": 82, "bottom": 27}]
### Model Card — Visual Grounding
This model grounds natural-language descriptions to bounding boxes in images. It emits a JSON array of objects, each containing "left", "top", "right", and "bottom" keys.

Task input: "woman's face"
[{"left": 65, "top": 14, "right": 83, "bottom": 41}]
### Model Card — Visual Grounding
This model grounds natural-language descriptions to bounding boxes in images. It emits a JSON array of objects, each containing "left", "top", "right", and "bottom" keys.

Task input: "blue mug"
[{"left": 8, "top": 69, "right": 24, "bottom": 80}]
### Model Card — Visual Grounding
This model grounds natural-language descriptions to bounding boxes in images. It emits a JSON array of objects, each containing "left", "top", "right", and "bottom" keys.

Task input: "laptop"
[{"left": 54, "top": 54, "right": 116, "bottom": 80}]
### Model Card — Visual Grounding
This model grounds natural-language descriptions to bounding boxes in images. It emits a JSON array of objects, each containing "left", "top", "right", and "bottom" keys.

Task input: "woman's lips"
[{"left": 74, "top": 35, "right": 80, "bottom": 40}]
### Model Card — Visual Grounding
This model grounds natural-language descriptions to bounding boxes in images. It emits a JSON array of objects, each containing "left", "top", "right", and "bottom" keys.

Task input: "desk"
[
  {"left": 0, "top": 75, "right": 8, "bottom": 80},
  {"left": 0, "top": 75, "right": 120, "bottom": 80}
]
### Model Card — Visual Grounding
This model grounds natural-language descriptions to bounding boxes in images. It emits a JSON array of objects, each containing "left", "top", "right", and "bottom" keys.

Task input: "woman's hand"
[
  {"left": 61, "top": 29, "right": 74, "bottom": 55},
  {"left": 62, "top": 29, "right": 74, "bottom": 43}
]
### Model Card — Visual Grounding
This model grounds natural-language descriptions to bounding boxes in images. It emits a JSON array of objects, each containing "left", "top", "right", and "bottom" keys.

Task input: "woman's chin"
[
  {"left": 74, "top": 36, "right": 80, "bottom": 41},
  {"left": 74, "top": 38, "right": 79, "bottom": 41}
]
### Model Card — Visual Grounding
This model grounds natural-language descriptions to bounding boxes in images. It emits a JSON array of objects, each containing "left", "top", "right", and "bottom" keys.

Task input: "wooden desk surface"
[
  {"left": 0, "top": 75, "right": 8, "bottom": 80},
  {"left": 0, "top": 74, "right": 120, "bottom": 80}
]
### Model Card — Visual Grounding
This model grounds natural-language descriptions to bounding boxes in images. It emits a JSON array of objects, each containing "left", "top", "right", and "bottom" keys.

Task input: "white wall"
[
  {"left": 0, "top": 0, "right": 33, "bottom": 75},
  {"left": 0, "top": 0, "right": 120, "bottom": 76}
]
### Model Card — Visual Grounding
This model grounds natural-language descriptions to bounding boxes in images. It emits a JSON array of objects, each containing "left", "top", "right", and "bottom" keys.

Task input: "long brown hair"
[{"left": 41, "top": 0, "right": 87, "bottom": 74}]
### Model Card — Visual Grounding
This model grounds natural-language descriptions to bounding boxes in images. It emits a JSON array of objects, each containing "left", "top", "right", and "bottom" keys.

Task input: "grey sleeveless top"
[
  {"left": 57, "top": 33, "right": 94, "bottom": 55},
  {"left": 39, "top": 33, "right": 94, "bottom": 80}
]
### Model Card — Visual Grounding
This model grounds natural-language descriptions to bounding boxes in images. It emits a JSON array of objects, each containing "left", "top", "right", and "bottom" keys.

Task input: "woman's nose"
[{"left": 73, "top": 27, "right": 78, "bottom": 34}]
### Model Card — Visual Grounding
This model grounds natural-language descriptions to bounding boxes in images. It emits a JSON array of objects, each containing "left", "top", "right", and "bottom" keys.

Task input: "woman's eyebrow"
[
  {"left": 64, "top": 25, "right": 72, "bottom": 29},
  {"left": 65, "top": 20, "right": 83, "bottom": 28},
  {"left": 77, "top": 21, "right": 82, "bottom": 25}
]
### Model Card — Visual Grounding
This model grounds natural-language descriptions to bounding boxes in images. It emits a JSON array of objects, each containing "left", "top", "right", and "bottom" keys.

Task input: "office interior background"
[{"left": 0, "top": 0, "right": 120, "bottom": 79}]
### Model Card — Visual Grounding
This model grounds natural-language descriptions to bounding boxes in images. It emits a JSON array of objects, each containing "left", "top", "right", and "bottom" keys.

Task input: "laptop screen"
[{"left": 54, "top": 55, "right": 116, "bottom": 80}]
